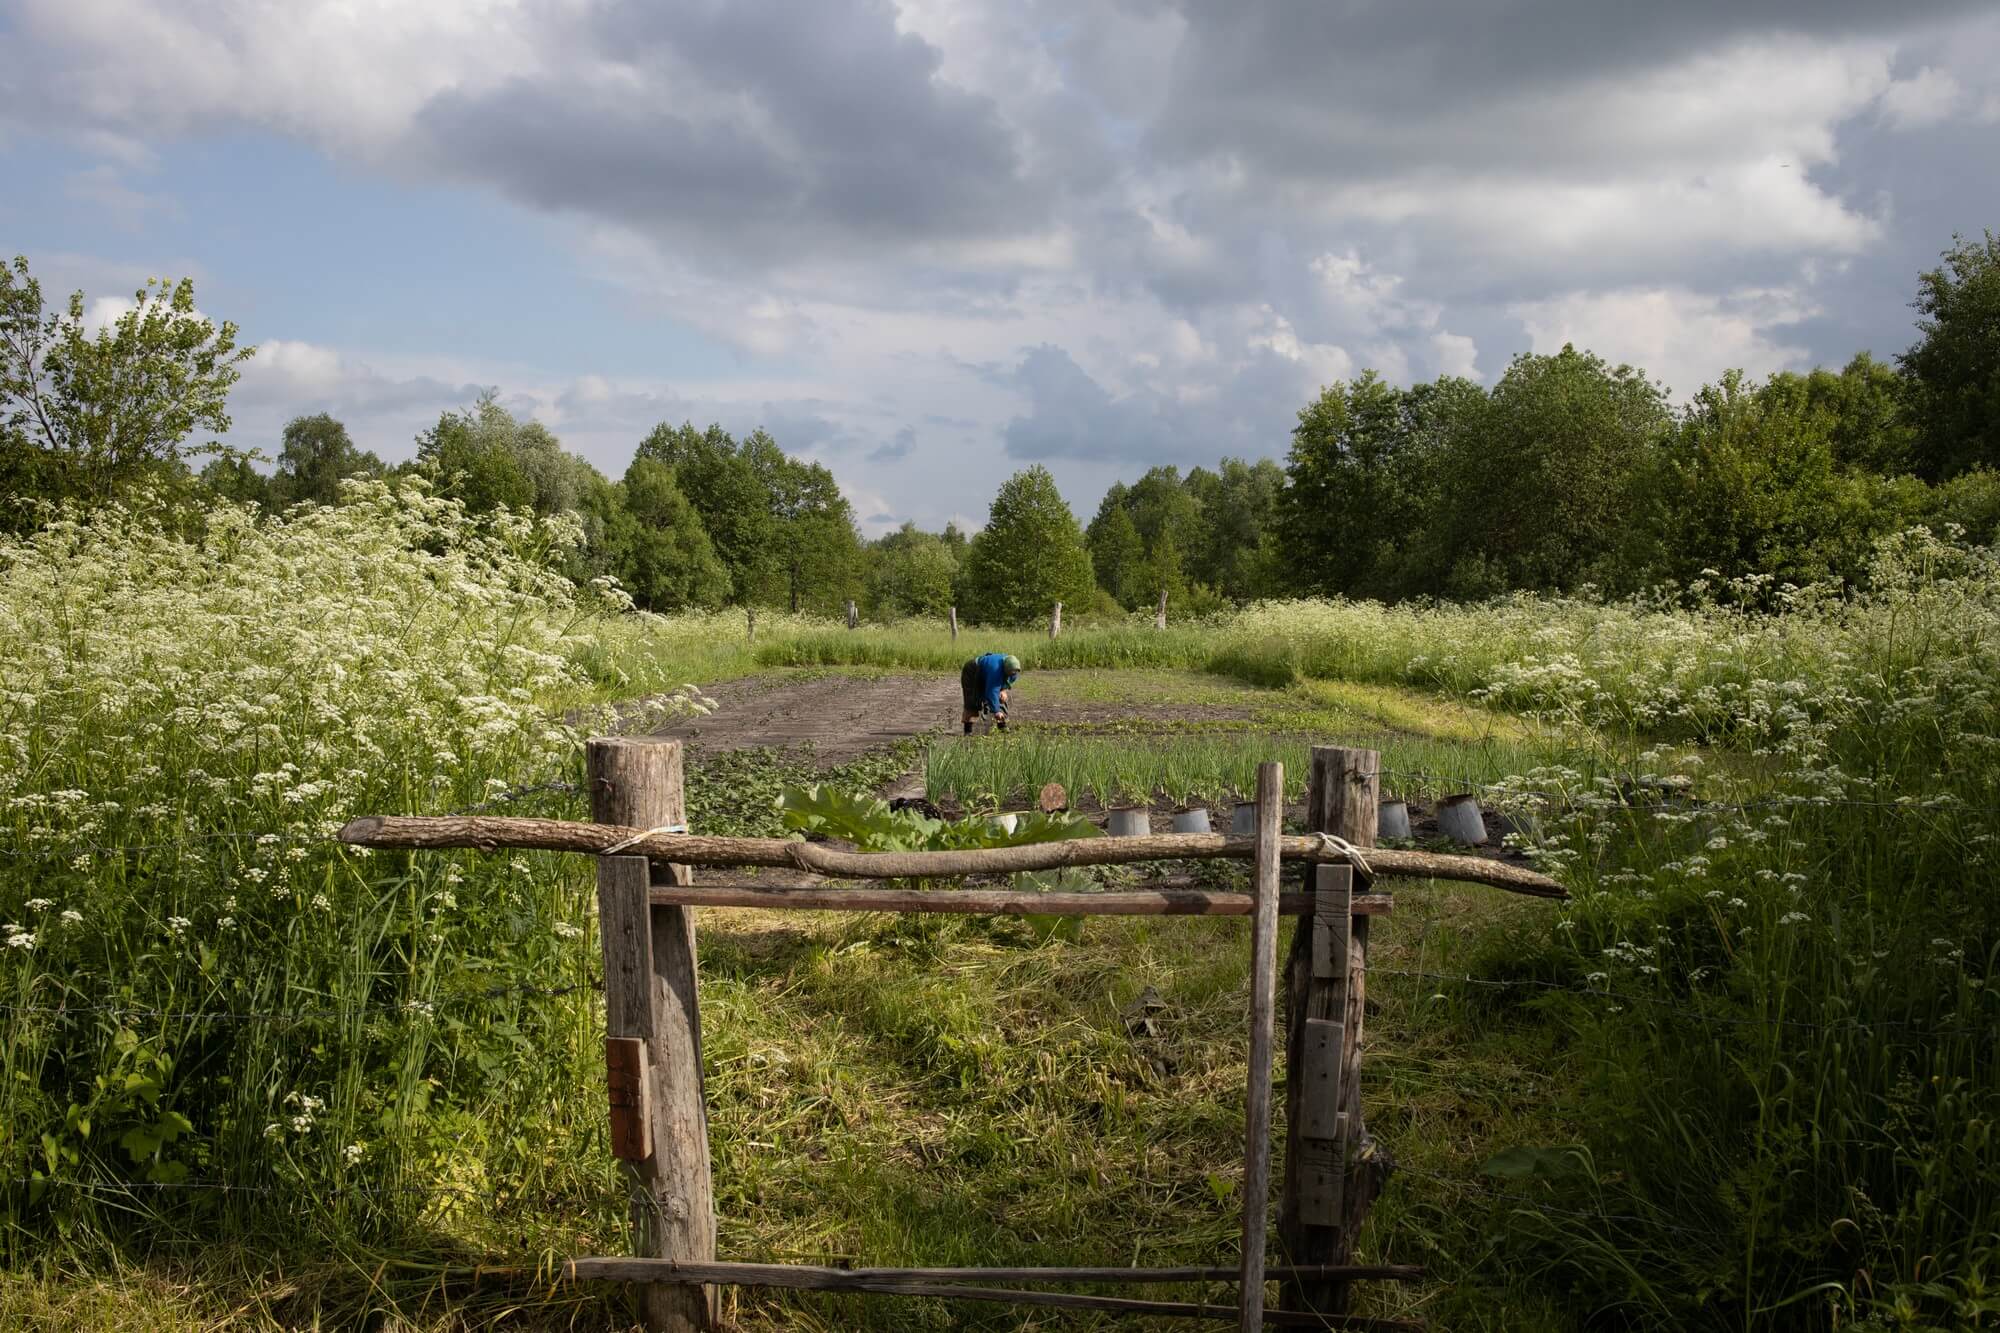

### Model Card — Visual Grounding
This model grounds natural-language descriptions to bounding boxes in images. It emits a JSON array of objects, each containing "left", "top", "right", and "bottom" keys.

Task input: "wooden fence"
[{"left": 341, "top": 739, "right": 1561, "bottom": 1331}]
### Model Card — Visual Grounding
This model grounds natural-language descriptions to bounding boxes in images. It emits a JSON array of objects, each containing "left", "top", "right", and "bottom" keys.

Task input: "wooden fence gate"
[{"left": 342, "top": 739, "right": 1561, "bottom": 1331}]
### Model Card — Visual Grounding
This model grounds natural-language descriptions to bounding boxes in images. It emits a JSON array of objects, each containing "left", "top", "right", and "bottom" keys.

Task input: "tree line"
[{"left": 6, "top": 232, "right": 1998, "bottom": 619}]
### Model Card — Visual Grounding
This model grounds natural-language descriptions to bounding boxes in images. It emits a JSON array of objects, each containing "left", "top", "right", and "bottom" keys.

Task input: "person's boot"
[{"left": 963, "top": 720, "right": 973, "bottom": 735}]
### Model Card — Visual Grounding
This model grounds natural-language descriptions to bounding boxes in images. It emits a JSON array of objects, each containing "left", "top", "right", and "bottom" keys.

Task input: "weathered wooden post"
[
  {"left": 1155, "top": 587, "right": 1168, "bottom": 630},
  {"left": 745, "top": 607, "right": 755, "bottom": 642},
  {"left": 1239, "top": 761, "right": 1284, "bottom": 1331},
  {"left": 1279, "top": 746, "right": 1388, "bottom": 1319},
  {"left": 845, "top": 600, "right": 859, "bottom": 630},
  {"left": 590, "top": 737, "right": 716, "bottom": 1333},
  {"left": 1049, "top": 601, "right": 1062, "bottom": 639},
  {"left": 949, "top": 606, "right": 958, "bottom": 640}
]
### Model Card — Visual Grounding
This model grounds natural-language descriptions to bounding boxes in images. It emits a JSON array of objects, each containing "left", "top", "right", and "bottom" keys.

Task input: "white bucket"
[
  {"left": 992, "top": 813, "right": 1019, "bottom": 835},
  {"left": 1437, "top": 794, "right": 1487, "bottom": 846},
  {"left": 1377, "top": 799, "right": 1411, "bottom": 841},
  {"left": 1106, "top": 807, "right": 1150, "bottom": 837},
  {"left": 1231, "top": 802, "right": 1258, "bottom": 835},
  {"left": 1172, "top": 807, "right": 1211, "bottom": 834}
]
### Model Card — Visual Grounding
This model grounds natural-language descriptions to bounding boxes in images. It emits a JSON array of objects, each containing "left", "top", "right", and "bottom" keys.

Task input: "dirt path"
[{"left": 649, "top": 673, "right": 962, "bottom": 764}]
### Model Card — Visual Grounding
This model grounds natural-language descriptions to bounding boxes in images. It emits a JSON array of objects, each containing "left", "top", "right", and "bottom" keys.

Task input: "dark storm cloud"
[
  {"left": 1148, "top": 0, "right": 1988, "bottom": 178},
  {"left": 414, "top": 0, "right": 1044, "bottom": 266}
]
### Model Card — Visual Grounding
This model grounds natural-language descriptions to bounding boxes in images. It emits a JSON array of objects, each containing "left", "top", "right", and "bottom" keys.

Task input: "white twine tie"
[
  {"left": 1314, "top": 832, "right": 1373, "bottom": 878},
  {"left": 601, "top": 823, "right": 688, "bottom": 855}
]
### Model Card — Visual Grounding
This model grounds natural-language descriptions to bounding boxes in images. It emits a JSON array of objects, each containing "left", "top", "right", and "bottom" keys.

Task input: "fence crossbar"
[{"left": 338, "top": 815, "right": 1563, "bottom": 897}]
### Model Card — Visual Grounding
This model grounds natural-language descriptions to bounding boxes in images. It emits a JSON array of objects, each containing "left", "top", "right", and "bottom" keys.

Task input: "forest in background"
[{"left": 5, "top": 232, "right": 1999, "bottom": 620}]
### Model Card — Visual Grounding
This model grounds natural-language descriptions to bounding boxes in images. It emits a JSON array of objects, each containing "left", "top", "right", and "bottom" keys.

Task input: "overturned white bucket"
[
  {"left": 1172, "top": 807, "right": 1211, "bottom": 834},
  {"left": 1106, "top": 807, "right": 1151, "bottom": 837},
  {"left": 991, "top": 813, "right": 1019, "bottom": 835},
  {"left": 1377, "top": 799, "right": 1412, "bottom": 841},
  {"left": 1230, "top": 801, "right": 1257, "bottom": 835},
  {"left": 1437, "top": 794, "right": 1487, "bottom": 846}
]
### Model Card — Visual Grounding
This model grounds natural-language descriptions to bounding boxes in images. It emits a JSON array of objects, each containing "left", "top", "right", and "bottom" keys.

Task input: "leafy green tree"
[
  {"left": 198, "top": 451, "right": 271, "bottom": 508},
  {"left": 1276, "top": 371, "right": 1419, "bottom": 597},
  {"left": 600, "top": 459, "right": 730, "bottom": 611},
  {"left": 1635, "top": 370, "right": 1884, "bottom": 591},
  {"left": 1, "top": 255, "right": 252, "bottom": 526},
  {"left": 960, "top": 466, "right": 1096, "bottom": 625},
  {"left": 415, "top": 401, "right": 534, "bottom": 514},
  {"left": 1434, "top": 346, "right": 1668, "bottom": 595},
  {"left": 744, "top": 429, "right": 862, "bottom": 613},
  {"left": 1184, "top": 458, "right": 1284, "bottom": 600},
  {"left": 1794, "top": 353, "right": 1917, "bottom": 476},
  {"left": 271, "top": 413, "right": 384, "bottom": 507},
  {"left": 1901, "top": 231, "right": 2000, "bottom": 481},
  {"left": 636, "top": 422, "right": 775, "bottom": 601},
  {"left": 1086, "top": 486, "right": 1146, "bottom": 605},
  {"left": 415, "top": 393, "right": 605, "bottom": 524},
  {"left": 868, "top": 523, "right": 958, "bottom": 616}
]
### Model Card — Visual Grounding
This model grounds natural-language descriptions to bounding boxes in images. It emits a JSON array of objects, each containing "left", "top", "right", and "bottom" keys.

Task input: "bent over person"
[{"left": 960, "top": 652, "right": 1021, "bottom": 734}]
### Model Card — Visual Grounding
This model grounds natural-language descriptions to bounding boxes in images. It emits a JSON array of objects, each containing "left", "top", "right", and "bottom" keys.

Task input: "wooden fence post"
[
  {"left": 745, "top": 607, "right": 755, "bottom": 643},
  {"left": 1238, "top": 761, "right": 1284, "bottom": 1331},
  {"left": 846, "top": 600, "right": 859, "bottom": 630},
  {"left": 1049, "top": 601, "right": 1062, "bottom": 639},
  {"left": 949, "top": 606, "right": 958, "bottom": 640},
  {"left": 590, "top": 737, "right": 716, "bottom": 1333},
  {"left": 1279, "top": 746, "right": 1389, "bottom": 1319},
  {"left": 1155, "top": 587, "right": 1168, "bottom": 630}
]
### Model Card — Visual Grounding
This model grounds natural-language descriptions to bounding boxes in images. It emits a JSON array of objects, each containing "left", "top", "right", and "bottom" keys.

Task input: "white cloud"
[
  {"left": 1431, "top": 331, "right": 1481, "bottom": 380},
  {"left": 1508, "top": 286, "right": 1817, "bottom": 399},
  {"left": 1878, "top": 66, "right": 1963, "bottom": 128}
]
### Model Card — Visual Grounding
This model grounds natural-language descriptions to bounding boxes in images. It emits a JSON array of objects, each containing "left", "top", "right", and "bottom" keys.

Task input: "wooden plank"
[
  {"left": 1294, "top": 1139, "right": 1341, "bottom": 1227},
  {"left": 1298, "top": 1019, "right": 1345, "bottom": 1140},
  {"left": 644, "top": 884, "right": 1395, "bottom": 917},
  {"left": 1280, "top": 748, "right": 1381, "bottom": 1320},
  {"left": 563, "top": 1259, "right": 1426, "bottom": 1285},
  {"left": 588, "top": 737, "right": 714, "bottom": 1333},
  {"left": 1311, "top": 865, "right": 1353, "bottom": 979},
  {"left": 339, "top": 816, "right": 1566, "bottom": 896},
  {"left": 1240, "top": 761, "right": 1284, "bottom": 1333},
  {"left": 605, "top": 1036, "right": 653, "bottom": 1162}
]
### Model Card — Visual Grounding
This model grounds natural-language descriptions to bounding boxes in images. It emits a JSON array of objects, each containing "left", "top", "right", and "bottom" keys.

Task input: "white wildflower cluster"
[{"left": 265, "top": 1091, "right": 326, "bottom": 1138}]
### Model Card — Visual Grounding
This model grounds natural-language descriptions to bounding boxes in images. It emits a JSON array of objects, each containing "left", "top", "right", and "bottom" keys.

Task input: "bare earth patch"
[{"left": 650, "top": 672, "right": 961, "bottom": 764}]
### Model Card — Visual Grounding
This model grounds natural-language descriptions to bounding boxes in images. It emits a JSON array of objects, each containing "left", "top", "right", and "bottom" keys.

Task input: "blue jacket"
[{"left": 974, "top": 653, "right": 1014, "bottom": 714}]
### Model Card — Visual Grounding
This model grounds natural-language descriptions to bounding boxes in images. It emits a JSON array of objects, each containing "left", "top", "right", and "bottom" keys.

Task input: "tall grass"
[
  {"left": 0, "top": 485, "right": 695, "bottom": 1263},
  {"left": 736, "top": 532, "right": 2000, "bottom": 1326}
]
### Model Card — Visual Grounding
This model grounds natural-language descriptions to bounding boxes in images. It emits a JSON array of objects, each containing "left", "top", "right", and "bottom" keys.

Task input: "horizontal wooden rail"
[
  {"left": 339, "top": 816, "right": 1565, "bottom": 898},
  {"left": 647, "top": 883, "right": 1394, "bottom": 916},
  {"left": 564, "top": 1259, "right": 1424, "bottom": 1285},
  {"left": 563, "top": 1259, "right": 1424, "bottom": 1329}
]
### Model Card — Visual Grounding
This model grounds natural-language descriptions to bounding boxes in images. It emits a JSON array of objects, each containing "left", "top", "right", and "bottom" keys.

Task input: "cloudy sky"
[{"left": 4, "top": 1, "right": 1997, "bottom": 533}]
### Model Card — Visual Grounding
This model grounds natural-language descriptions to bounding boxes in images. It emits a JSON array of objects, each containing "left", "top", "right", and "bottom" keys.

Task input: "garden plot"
[{"left": 648, "top": 672, "right": 960, "bottom": 763}]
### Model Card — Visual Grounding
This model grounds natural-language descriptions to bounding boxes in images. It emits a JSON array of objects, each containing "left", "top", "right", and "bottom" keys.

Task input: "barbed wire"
[
  {"left": 0, "top": 979, "right": 600, "bottom": 1027},
  {"left": 4, "top": 1175, "right": 488, "bottom": 1202}
]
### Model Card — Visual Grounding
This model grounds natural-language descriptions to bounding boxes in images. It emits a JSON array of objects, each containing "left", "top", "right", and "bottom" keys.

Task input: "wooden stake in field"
[
  {"left": 1050, "top": 600, "right": 1062, "bottom": 638},
  {"left": 949, "top": 605, "right": 958, "bottom": 640},
  {"left": 590, "top": 738, "right": 716, "bottom": 1333},
  {"left": 1240, "top": 760, "right": 1284, "bottom": 1331},
  {"left": 1280, "top": 746, "right": 1389, "bottom": 1319},
  {"left": 1156, "top": 586, "right": 1169, "bottom": 630},
  {"left": 845, "top": 600, "right": 858, "bottom": 629}
]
